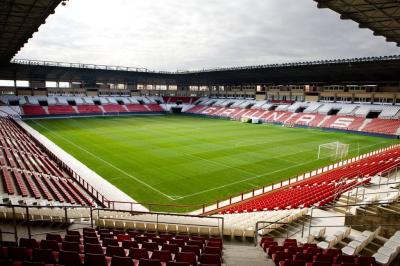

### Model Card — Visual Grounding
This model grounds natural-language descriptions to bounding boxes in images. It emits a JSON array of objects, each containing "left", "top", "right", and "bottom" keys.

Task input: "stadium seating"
[
  {"left": 77, "top": 104, "right": 102, "bottom": 114},
  {"left": 47, "top": 105, "right": 76, "bottom": 115},
  {"left": 185, "top": 100, "right": 400, "bottom": 136},
  {"left": 0, "top": 230, "right": 224, "bottom": 266},
  {"left": 102, "top": 104, "right": 128, "bottom": 113},
  {"left": 259, "top": 235, "right": 383, "bottom": 266},
  {"left": 216, "top": 147, "right": 400, "bottom": 214},
  {"left": 22, "top": 105, "right": 46, "bottom": 116},
  {"left": 0, "top": 117, "right": 93, "bottom": 206}
]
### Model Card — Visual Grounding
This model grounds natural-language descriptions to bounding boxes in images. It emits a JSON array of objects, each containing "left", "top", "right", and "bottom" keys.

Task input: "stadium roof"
[
  {"left": 315, "top": 0, "right": 400, "bottom": 46},
  {"left": 1, "top": 55, "right": 399, "bottom": 85},
  {"left": 0, "top": 0, "right": 63, "bottom": 63}
]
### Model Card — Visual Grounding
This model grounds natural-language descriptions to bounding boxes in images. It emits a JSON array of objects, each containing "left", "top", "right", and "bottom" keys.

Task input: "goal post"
[{"left": 318, "top": 141, "right": 349, "bottom": 160}]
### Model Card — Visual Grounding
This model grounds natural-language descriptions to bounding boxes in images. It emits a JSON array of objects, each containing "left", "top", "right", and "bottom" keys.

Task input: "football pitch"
[{"left": 26, "top": 115, "right": 397, "bottom": 212}]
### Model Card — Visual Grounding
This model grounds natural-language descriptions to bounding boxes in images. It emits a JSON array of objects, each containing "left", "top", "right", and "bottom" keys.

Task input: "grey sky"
[{"left": 15, "top": 0, "right": 399, "bottom": 71}]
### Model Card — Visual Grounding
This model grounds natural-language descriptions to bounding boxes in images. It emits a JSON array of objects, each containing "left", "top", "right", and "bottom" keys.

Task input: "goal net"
[{"left": 318, "top": 142, "right": 349, "bottom": 160}]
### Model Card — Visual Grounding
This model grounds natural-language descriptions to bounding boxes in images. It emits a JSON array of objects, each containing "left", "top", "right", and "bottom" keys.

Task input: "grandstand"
[{"left": 0, "top": 0, "right": 400, "bottom": 266}]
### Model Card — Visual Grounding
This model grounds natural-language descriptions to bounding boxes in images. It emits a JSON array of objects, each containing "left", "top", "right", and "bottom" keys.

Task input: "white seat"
[
  {"left": 342, "top": 246, "right": 356, "bottom": 256},
  {"left": 373, "top": 253, "right": 391, "bottom": 266}
]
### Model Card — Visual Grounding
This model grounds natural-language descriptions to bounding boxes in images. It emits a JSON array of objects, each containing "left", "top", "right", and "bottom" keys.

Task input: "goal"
[{"left": 318, "top": 141, "right": 349, "bottom": 160}]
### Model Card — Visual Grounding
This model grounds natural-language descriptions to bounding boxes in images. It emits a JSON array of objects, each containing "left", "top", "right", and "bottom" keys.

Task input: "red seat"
[
  {"left": 323, "top": 248, "right": 342, "bottom": 256},
  {"left": 111, "top": 256, "right": 134, "bottom": 266},
  {"left": 260, "top": 237, "right": 274, "bottom": 246},
  {"left": 305, "top": 263, "right": 332, "bottom": 266},
  {"left": 162, "top": 243, "right": 179, "bottom": 254},
  {"left": 32, "top": 248, "right": 56, "bottom": 264},
  {"left": 7, "top": 247, "right": 31, "bottom": 261},
  {"left": 20, "top": 238, "right": 39, "bottom": 249},
  {"left": 117, "top": 234, "right": 132, "bottom": 242},
  {"left": 181, "top": 245, "right": 200, "bottom": 257},
  {"left": 273, "top": 251, "right": 293, "bottom": 265},
  {"left": 199, "top": 253, "right": 221, "bottom": 266},
  {"left": 135, "top": 236, "right": 149, "bottom": 244},
  {"left": 67, "top": 230, "right": 81, "bottom": 237},
  {"left": 279, "top": 260, "right": 306, "bottom": 266},
  {"left": 305, "top": 247, "right": 323, "bottom": 255},
  {"left": 100, "top": 233, "right": 113, "bottom": 240},
  {"left": 62, "top": 241, "right": 80, "bottom": 253},
  {"left": 294, "top": 253, "right": 314, "bottom": 263},
  {"left": 129, "top": 248, "right": 149, "bottom": 260},
  {"left": 84, "top": 237, "right": 100, "bottom": 245},
  {"left": 102, "top": 238, "right": 119, "bottom": 247},
  {"left": 106, "top": 245, "right": 126, "bottom": 257},
  {"left": 314, "top": 254, "right": 334, "bottom": 263},
  {"left": 170, "top": 239, "right": 185, "bottom": 248},
  {"left": 84, "top": 253, "right": 107, "bottom": 266},
  {"left": 64, "top": 234, "right": 81, "bottom": 243},
  {"left": 40, "top": 240, "right": 60, "bottom": 251},
  {"left": 138, "top": 258, "right": 162, "bottom": 266},
  {"left": 267, "top": 246, "right": 285, "bottom": 258},
  {"left": 203, "top": 246, "right": 222, "bottom": 256},
  {"left": 175, "top": 252, "right": 197, "bottom": 265},
  {"left": 46, "top": 233, "right": 62, "bottom": 243},
  {"left": 151, "top": 250, "right": 172, "bottom": 262},
  {"left": 142, "top": 242, "right": 159, "bottom": 251},
  {"left": 22, "top": 262, "right": 45, "bottom": 266},
  {"left": 59, "top": 250, "right": 82, "bottom": 266},
  {"left": 122, "top": 240, "right": 139, "bottom": 249},
  {"left": 334, "top": 255, "right": 357, "bottom": 264},
  {"left": 166, "top": 262, "right": 190, "bottom": 266},
  {"left": 355, "top": 256, "right": 376, "bottom": 266},
  {"left": 84, "top": 244, "right": 104, "bottom": 255}
]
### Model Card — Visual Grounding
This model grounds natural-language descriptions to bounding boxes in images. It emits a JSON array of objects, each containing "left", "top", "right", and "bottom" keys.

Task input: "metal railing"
[
  {"left": 12, "top": 55, "right": 400, "bottom": 75},
  {"left": 0, "top": 203, "right": 224, "bottom": 243}
]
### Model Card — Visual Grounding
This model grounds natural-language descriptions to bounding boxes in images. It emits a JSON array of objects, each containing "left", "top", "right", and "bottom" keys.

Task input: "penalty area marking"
[{"left": 31, "top": 120, "right": 177, "bottom": 201}]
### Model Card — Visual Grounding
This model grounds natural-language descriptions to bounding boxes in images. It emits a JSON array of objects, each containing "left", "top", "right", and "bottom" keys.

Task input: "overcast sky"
[{"left": 15, "top": 0, "right": 399, "bottom": 71}]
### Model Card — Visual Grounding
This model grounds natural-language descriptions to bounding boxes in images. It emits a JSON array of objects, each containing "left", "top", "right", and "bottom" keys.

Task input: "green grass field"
[{"left": 26, "top": 115, "right": 397, "bottom": 212}]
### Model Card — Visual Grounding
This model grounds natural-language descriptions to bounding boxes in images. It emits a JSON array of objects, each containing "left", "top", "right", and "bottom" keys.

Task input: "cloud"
[{"left": 15, "top": 0, "right": 399, "bottom": 71}]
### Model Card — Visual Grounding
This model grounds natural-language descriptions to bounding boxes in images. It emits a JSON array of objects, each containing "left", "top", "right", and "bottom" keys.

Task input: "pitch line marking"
[
  {"left": 175, "top": 141, "right": 388, "bottom": 200},
  {"left": 31, "top": 120, "right": 176, "bottom": 200}
]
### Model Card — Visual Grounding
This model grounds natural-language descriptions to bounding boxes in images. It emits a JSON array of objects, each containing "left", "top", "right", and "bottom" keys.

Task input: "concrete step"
[{"left": 222, "top": 243, "right": 274, "bottom": 266}]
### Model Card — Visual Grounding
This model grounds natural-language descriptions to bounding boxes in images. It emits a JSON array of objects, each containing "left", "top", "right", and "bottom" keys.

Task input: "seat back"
[
  {"left": 32, "top": 248, "right": 56, "bottom": 263},
  {"left": 111, "top": 256, "right": 134, "bottom": 266},
  {"left": 129, "top": 248, "right": 149, "bottom": 260},
  {"left": 138, "top": 258, "right": 162, "bottom": 266},
  {"left": 8, "top": 247, "right": 30, "bottom": 261},
  {"left": 40, "top": 240, "right": 59, "bottom": 251},
  {"left": 106, "top": 245, "right": 126, "bottom": 257},
  {"left": 59, "top": 250, "right": 82, "bottom": 266},
  {"left": 62, "top": 241, "right": 80, "bottom": 253},
  {"left": 200, "top": 253, "right": 221, "bottom": 266},
  {"left": 84, "top": 253, "right": 107, "bottom": 266},
  {"left": 65, "top": 235, "right": 81, "bottom": 243},
  {"left": 19, "top": 238, "right": 39, "bottom": 249},
  {"left": 122, "top": 240, "right": 139, "bottom": 249},
  {"left": 102, "top": 237, "right": 119, "bottom": 247},
  {"left": 46, "top": 233, "right": 62, "bottom": 242},
  {"left": 175, "top": 252, "right": 197, "bottom": 265},
  {"left": 84, "top": 243, "right": 104, "bottom": 255}
]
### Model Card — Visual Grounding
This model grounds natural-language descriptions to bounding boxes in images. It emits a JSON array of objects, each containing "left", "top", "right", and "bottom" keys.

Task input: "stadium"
[{"left": 0, "top": 0, "right": 400, "bottom": 265}]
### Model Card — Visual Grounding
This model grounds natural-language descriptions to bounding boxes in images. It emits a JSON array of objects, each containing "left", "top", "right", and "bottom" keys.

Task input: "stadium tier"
[
  {"left": 215, "top": 147, "right": 400, "bottom": 214},
  {"left": 185, "top": 99, "right": 400, "bottom": 136},
  {"left": 0, "top": 117, "right": 94, "bottom": 206},
  {"left": 0, "top": 230, "right": 223, "bottom": 266}
]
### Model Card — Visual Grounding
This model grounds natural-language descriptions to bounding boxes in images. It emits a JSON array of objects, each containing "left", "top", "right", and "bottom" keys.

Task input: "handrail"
[{"left": 0, "top": 203, "right": 224, "bottom": 241}]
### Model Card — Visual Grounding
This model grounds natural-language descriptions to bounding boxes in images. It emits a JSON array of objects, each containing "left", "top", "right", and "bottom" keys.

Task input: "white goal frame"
[{"left": 318, "top": 141, "right": 349, "bottom": 160}]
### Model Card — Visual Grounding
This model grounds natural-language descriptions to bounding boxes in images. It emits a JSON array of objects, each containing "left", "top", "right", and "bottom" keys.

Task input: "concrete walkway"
[{"left": 18, "top": 120, "right": 148, "bottom": 212}]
